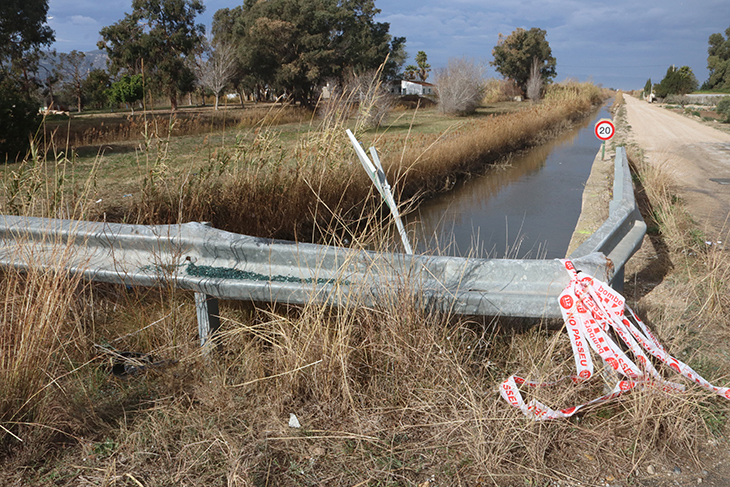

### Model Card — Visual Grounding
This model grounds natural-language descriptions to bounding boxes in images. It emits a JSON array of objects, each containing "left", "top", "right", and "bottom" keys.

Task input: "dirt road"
[{"left": 624, "top": 96, "right": 730, "bottom": 240}]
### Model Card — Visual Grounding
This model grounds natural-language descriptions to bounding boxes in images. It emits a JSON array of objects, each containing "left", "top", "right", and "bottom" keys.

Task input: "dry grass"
[
  {"left": 6, "top": 83, "right": 729, "bottom": 486},
  {"left": 482, "top": 78, "right": 522, "bottom": 103},
  {"left": 0, "top": 245, "right": 87, "bottom": 437},
  {"left": 41, "top": 105, "right": 310, "bottom": 150}
]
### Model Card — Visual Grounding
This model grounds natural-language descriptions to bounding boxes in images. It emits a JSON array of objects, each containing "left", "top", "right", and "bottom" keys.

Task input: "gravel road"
[{"left": 624, "top": 96, "right": 730, "bottom": 240}]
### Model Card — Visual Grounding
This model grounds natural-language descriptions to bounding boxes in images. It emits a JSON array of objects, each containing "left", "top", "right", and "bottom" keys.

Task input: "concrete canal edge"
[{"left": 565, "top": 142, "right": 614, "bottom": 257}]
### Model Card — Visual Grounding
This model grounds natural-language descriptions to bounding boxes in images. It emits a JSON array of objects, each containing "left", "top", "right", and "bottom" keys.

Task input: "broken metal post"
[{"left": 195, "top": 292, "right": 220, "bottom": 348}]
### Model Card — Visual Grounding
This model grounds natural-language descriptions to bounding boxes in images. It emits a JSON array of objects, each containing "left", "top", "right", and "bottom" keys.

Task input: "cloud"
[
  {"left": 44, "top": 0, "right": 730, "bottom": 88},
  {"left": 378, "top": 0, "right": 730, "bottom": 87},
  {"left": 70, "top": 15, "right": 98, "bottom": 26}
]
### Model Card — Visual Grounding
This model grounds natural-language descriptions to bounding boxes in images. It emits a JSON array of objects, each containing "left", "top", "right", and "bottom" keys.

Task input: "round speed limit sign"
[{"left": 594, "top": 119, "right": 615, "bottom": 141}]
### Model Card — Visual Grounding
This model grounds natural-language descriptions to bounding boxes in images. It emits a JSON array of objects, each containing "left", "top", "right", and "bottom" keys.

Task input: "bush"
[
  {"left": 664, "top": 94, "right": 690, "bottom": 106},
  {"left": 526, "top": 57, "right": 543, "bottom": 102},
  {"left": 716, "top": 96, "right": 730, "bottom": 122},
  {"left": 482, "top": 78, "right": 521, "bottom": 103},
  {"left": 435, "top": 57, "right": 485, "bottom": 116},
  {"left": 0, "top": 75, "right": 41, "bottom": 162}
]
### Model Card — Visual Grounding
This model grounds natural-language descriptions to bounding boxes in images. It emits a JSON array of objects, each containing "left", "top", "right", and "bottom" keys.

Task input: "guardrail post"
[
  {"left": 195, "top": 292, "right": 220, "bottom": 348},
  {"left": 611, "top": 267, "right": 625, "bottom": 293}
]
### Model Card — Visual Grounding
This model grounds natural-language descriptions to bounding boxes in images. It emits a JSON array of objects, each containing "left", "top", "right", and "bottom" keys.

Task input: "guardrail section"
[{"left": 0, "top": 147, "right": 644, "bottom": 343}]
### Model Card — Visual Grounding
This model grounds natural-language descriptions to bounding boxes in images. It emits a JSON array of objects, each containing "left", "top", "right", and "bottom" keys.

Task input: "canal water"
[{"left": 407, "top": 103, "right": 612, "bottom": 259}]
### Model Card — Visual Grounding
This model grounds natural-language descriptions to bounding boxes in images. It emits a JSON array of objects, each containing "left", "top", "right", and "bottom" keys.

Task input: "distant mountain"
[{"left": 38, "top": 49, "right": 109, "bottom": 75}]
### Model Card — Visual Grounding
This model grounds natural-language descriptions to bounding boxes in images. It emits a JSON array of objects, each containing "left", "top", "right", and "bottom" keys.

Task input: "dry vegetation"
[
  {"left": 40, "top": 104, "right": 311, "bottom": 149},
  {"left": 5, "top": 80, "right": 605, "bottom": 246},
  {"left": 4, "top": 84, "right": 729, "bottom": 486}
]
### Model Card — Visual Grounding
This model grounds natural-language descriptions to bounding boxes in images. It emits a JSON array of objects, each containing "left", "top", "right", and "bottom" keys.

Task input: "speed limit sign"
[{"left": 594, "top": 119, "right": 615, "bottom": 141}]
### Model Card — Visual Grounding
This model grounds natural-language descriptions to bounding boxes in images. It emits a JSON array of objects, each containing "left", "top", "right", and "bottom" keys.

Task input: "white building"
[{"left": 390, "top": 80, "right": 436, "bottom": 96}]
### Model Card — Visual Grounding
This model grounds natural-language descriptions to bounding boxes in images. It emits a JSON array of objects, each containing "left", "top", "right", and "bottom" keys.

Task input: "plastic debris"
[{"left": 500, "top": 259, "right": 730, "bottom": 420}]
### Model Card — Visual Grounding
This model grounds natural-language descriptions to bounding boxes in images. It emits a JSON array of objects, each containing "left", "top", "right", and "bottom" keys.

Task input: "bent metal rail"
[{"left": 0, "top": 148, "right": 644, "bottom": 346}]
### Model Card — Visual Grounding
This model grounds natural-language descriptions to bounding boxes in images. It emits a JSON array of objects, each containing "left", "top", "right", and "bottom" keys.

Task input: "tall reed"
[{"left": 0, "top": 241, "right": 87, "bottom": 442}]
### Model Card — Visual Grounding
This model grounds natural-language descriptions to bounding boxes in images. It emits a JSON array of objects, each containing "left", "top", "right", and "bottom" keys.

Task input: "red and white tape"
[{"left": 500, "top": 259, "right": 730, "bottom": 420}]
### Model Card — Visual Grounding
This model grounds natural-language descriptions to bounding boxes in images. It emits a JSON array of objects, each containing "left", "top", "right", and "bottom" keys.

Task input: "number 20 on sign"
[{"left": 595, "top": 119, "right": 615, "bottom": 159}]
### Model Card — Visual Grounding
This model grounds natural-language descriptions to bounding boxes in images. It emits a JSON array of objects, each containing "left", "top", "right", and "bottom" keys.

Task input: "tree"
[
  {"left": 382, "top": 36, "right": 407, "bottom": 81},
  {"left": 215, "top": 0, "right": 400, "bottom": 105},
  {"left": 107, "top": 74, "right": 144, "bottom": 112},
  {"left": 435, "top": 57, "right": 485, "bottom": 115},
  {"left": 39, "top": 50, "right": 62, "bottom": 110},
  {"left": 643, "top": 78, "right": 652, "bottom": 97},
  {"left": 491, "top": 28, "right": 556, "bottom": 94},
  {"left": 83, "top": 69, "right": 112, "bottom": 109},
  {"left": 196, "top": 41, "right": 237, "bottom": 110},
  {"left": 98, "top": 0, "right": 206, "bottom": 110},
  {"left": 704, "top": 26, "right": 730, "bottom": 91},
  {"left": 1, "top": 0, "right": 54, "bottom": 95},
  {"left": 0, "top": 74, "right": 42, "bottom": 161},
  {"left": 0, "top": 0, "right": 53, "bottom": 159},
  {"left": 405, "top": 51, "right": 430, "bottom": 82},
  {"left": 211, "top": 8, "right": 247, "bottom": 106},
  {"left": 654, "top": 65, "right": 698, "bottom": 97},
  {"left": 56, "top": 50, "right": 90, "bottom": 113}
]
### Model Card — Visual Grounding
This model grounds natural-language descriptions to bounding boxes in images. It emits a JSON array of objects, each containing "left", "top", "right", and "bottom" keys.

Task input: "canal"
[{"left": 407, "top": 102, "right": 612, "bottom": 259}]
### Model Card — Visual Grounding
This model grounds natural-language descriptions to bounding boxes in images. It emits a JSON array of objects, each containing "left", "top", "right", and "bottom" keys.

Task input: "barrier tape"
[{"left": 500, "top": 259, "right": 730, "bottom": 420}]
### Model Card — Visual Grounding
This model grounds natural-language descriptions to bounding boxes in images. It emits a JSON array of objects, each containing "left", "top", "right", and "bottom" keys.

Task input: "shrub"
[
  {"left": 435, "top": 57, "right": 485, "bottom": 116},
  {"left": 316, "top": 69, "right": 394, "bottom": 130},
  {"left": 716, "top": 96, "right": 730, "bottom": 121},
  {"left": 664, "top": 94, "right": 690, "bottom": 106}
]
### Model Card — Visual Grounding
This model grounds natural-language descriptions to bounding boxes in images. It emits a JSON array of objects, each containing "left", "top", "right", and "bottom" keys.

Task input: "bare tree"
[
  {"left": 435, "top": 57, "right": 485, "bottom": 116},
  {"left": 526, "top": 57, "right": 543, "bottom": 102},
  {"left": 39, "top": 50, "right": 62, "bottom": 110},
  {"left": 347, "top": 70, "right": 395, "bottom": 129},
  {"left": 196, "top": 41, "right": 238, "bottom": 110},
  {"left": 56, "top": 50, "right": 90, "bottom": 113}
]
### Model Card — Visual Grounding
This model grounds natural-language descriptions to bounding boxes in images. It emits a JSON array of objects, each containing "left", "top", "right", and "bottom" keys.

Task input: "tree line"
[
  {"left": 642, "top": 24, "right": 730, "bottom": 100},
  {"left": 94, "top": 0, "right": 407, "bottom": 110},
  {"left": 2, "top": 0, "right": 562, "bottom": 161}
]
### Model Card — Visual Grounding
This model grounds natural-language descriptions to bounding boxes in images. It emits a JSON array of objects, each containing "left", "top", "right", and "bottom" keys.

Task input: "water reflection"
[{"left": 407, "top": 103, "right": 612, "bottom": 259}]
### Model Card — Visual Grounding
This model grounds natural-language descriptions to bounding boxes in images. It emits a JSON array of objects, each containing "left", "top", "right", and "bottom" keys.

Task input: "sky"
[{"left": 47, "top": 0, "right": 730, "bottom": 90}]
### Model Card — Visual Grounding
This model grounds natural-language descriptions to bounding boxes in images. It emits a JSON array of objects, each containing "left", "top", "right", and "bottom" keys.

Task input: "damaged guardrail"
[
  {"left": 0, "top": 147, "right": 644, "bottom": 345},
  {"left": 568, "top": 146, "right": 646, "bottom": 288}
]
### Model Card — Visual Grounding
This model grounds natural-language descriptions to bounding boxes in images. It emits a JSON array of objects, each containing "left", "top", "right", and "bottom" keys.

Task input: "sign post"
[
  {"left": 594, "top": 119, "right": 615, "bottom": 160},
  {"left": 346, "top": 129, "right": 413, "bottom": 254}
]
